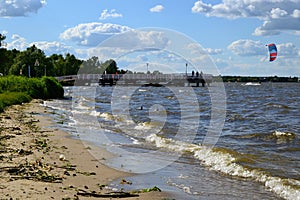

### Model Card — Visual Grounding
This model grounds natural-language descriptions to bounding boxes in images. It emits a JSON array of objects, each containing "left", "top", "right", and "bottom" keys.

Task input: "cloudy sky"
[{"left": 0, "top": 0, "right": 299, "bottom": 76}]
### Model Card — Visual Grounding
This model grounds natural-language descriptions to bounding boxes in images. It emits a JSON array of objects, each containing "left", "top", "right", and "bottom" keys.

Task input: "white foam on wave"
[
  {"left": 121, "top": 95, "right": 130, "bottom": 99},
  {"left": 89, "top": 110, "right": 101, "bottom": 117},
  {"left": 130, "top": 137, "right": 141, "bottom": 145},
  {"left": 74, "top": 102, "right": 91, "bottom": 111},
  {"left": 134, "top": 122, "right": 152, "bottom": 130},
  {"left": 273, "top": 131, "right": 294, "bottom": 137},
  {"left": 167, "top": 178, "right": 196, "bottom": 195},
  {"left": 99, "top": 112, "right": 114, "bottom": 121},
  {"left": 43, "top": 100, "right": 63, "bottom": 111},
  {"left": 146, "top": 134, "right": 300, "bottom": 200}
]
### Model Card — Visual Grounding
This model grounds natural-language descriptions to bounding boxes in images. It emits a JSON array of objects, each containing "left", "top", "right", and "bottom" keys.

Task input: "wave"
[
  {"left": 264, "top": 102, "right": 290, "bottom": 109},
  {"left": 99, "top": 112, "right": 115, "bottom": 121},
  {"left": 146, "top": 134, "right": 300, "bottom": 200},
  {"left": 273, "top": 131, "right": 295, "bottom": 138},
  {"left": 234, "top": 131, "right": 297, "bottom": 144}
]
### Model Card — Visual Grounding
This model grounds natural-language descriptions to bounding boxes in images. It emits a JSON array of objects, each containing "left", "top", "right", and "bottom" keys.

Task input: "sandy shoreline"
[{"left": 0, "top": 100, "right": 173, "bottom": 200}]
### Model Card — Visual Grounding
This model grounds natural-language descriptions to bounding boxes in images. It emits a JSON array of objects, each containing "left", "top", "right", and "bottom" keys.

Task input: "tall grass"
[
  {"left": 0, "top": 92, "right": 32, "bottom": 112},
  {"left": 0, "top": 76, "right": 64, "bottom": 112}
]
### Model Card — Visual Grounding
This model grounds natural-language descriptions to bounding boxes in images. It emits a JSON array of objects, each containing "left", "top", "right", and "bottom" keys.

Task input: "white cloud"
[
  {"left": 99, "top": 9, "right": 123, "bottom": 20},
  {"left": 7, "top": 34, "right": 73, "bottom": 56},
  {"left": 73, "top": 29, "right": 172, "bottom": 61},
  {"left": 205, "top": 48, "right": 223, "bottom": 55},
  {"left": 292, "top": 9, "right": 300, "bottom": 18},
  {"left": 228, "top": 39, "right": 265, "bottom": 56},
  {"left": 1, "top": 30, "right": 8, "bottom": 35},
  {"left": 59, "top": 22, "right": 132, "bottom": 46},
  {"left": 0, "top": 0, "right": 46, "bottom": 17},
  {"left": 8, "top": 34, "right": 28, "bottom": 50},
  {"left": 186, "top": 43, "right": 222, "bottom": 55},
  {"left": 192, "top": 0, "right": 300, "bottom": 35},
  {"left": 253, "top": 21, "right": 281, "bottom": 36},
  {"left": 270, "top": 8, "right": 288, "bottom": 19},
  {"left": 192, "top": 1, "right": 212, "bottom": 14},
  {"left": 150, "top": 5, "right": 164, "bottom": 13},
  {"left": 227, "top": 40, "right": 300, "bottom": 74},
  {"left": 109, "top": 30, "right": 170, "bottom": 49},
  {"left": 277, "top": 42, "right": 299, "bottom": 57},
  {"left": 253, "top": 17, "right": 300, "bottom": 36},
  {"left": 32, "top": 41, "right": 73, "bottom": 56}
]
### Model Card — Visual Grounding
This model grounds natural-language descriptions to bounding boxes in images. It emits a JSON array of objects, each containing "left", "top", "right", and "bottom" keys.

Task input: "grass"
[
  {"left": 0, "top": 92, "right": 31, "bottom": 112},
  {"left": 0, "top": 76, "right": 64, "bottom": 112}
]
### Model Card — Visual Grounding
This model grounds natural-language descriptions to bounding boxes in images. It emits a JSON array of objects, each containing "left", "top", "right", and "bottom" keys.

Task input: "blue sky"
[{"left": 0, "top": 0, "right": 300, "bottom": 76}]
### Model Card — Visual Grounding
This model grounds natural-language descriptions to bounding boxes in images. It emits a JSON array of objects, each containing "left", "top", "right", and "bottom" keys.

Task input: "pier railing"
[{"left": 56, "top": 73, "right": 213, "bottom": 87}]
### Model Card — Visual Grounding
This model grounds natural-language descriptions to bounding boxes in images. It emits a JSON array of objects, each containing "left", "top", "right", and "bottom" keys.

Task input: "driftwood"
[
  {"left": 0, "top": 163, "right": 63, "bottom": 183},
  {"left": 77, "top": 190, "right": 139, "bottom": 198},
  {"left": 0, "top": 166, "right": 19, "bottom": 172},
  {"left": 9, "top": 175, "right": 62, "bottom": 183}
]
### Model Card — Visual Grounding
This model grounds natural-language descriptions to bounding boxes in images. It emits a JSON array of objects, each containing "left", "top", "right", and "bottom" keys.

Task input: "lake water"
[{"left": 44, "top": 82, "right": 299, "bottom": 200}]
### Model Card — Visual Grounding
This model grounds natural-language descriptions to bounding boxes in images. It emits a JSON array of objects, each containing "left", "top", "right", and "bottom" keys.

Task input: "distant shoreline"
[{"left": 219, "top": 75, "right": 299, "bottom": 83}]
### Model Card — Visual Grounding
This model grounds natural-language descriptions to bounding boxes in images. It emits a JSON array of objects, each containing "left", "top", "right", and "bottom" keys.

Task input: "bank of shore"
[{"left": 0, "top": 100, "right": 173, "bottom": 200}]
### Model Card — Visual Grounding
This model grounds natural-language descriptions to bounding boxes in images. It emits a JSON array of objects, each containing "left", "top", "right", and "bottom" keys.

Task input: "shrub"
[
  {"left": 41, "top": 76, "right": 64, "bottom": 99},
  {"left": 0, "top": 76, "right": 64, "bottom": 99},
  {"left": 0, "top": 92, "right": 32, "bottom": 112}
]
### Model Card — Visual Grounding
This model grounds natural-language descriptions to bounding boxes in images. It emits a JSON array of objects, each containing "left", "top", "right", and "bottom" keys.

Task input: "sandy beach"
[{"left": 0, "top": 100, "right": 173, "bottom": 200}]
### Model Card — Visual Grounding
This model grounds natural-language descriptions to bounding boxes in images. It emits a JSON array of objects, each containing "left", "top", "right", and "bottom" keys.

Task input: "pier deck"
[{"left": 56, "top": 73, "right": 213, "bottom": 87}]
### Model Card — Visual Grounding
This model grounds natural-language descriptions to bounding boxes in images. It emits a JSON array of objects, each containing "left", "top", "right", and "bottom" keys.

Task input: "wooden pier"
[{"left": 56, "top": 73, "right": 213, "bottom": 87}]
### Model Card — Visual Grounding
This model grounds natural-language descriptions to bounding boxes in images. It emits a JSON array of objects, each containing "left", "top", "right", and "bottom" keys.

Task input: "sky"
[{"left": 0, "top": 0, "right": 300, "bottom": 76}]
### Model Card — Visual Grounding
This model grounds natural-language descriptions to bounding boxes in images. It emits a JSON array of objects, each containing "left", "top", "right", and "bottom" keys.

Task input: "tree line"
[
  {"left": 221, "top": 76, "right": 299, "bottom": 82},
  {"left": 0, "top": 34, "right": 122, "bottom": 77},
  {"left": 0, "top": 45, "right": 83, "bottom": 77}
]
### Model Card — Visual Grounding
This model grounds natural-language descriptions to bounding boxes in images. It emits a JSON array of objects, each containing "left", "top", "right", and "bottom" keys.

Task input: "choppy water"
[{"left": 44, "top": 82, "right": 299, "bottom": 200}]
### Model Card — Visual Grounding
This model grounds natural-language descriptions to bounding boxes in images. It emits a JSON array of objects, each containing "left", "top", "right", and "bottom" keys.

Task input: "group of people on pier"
[{"left": 191, "top": 71, "right": 203, "bottom": 78}]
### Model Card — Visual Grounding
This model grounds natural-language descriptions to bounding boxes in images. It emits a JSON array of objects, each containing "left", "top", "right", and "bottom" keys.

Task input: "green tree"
[
  {"left": 152, "top": 70, "right": 162, "bottom": 75},
  {"left": 64, "top": 53, "right": 82, "bottom": 75},
  {"left": 0, "top": 49, "right": 20, "bottom": 75},
  {"left": 49, "top": 54, "right": 65, "bottom": 76},
  {"left": 101, "top": 59, "right": 118, "bottom": 74},
  {"left": 80, "top": 56, "right": 102, "bottom": 74},
  {"left": 79, "top": 57, "right": 118, "bottom": 74},
  {"left": 9, "top": 45, "right": 47, "bottom": 77},
  {"left": 0, "top": 34, "right": 6, "bottom": 47},
  {"left": 48, "top": 53, "right": 82, "bottom": 76}
]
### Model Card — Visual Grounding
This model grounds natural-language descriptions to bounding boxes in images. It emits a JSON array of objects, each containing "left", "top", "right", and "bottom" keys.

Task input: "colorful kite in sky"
[{"left": 266, "top": 43, "right": 277, "bottom": 62}]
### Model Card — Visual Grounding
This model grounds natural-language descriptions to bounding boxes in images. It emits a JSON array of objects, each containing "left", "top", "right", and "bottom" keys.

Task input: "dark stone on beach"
[{"left": 64, "top": 170, "right": 70, "bottom": 176}]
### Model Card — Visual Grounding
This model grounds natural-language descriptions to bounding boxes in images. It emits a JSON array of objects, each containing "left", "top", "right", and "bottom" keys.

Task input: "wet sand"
[{"left": 0, "top": 100, "right": 173, "bottom": 199}]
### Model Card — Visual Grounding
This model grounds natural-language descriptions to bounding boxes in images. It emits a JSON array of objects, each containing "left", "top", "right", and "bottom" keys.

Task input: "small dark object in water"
[{"left": 142, "top": 83, "right": 163, "bottom": 87}]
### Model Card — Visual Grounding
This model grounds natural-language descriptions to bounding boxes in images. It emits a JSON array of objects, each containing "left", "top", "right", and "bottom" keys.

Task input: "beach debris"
[
  {"left": 97, "top": 183, "right": 107, "bottom": 190},
  {"left": 0, "top": 134, "right": 15, "bottom": 140},
  {"left": 17, "top": 148, "right": 32, "bottom": 155},
  {"left": 64, "top": 170, "right": 70, "bottom": 176},
  {"left": 120, "top": 178, "right": 132, "bottom": 185},
  {"left": 77, "top": 171, "right": 96, "bottom": 176},
  {"left": 0, "top": 161, "right": 63, "bottom": 183},
  {"left": 129, "top": 186, "right": 162, "bottom": 194},
  {"left": 0, "top": 103, "right": 164, "bottom": 199},
  {"left": 59, "top": 154, "right": 66, "bottom": 161},
  {"left": 140, "top": 186, "right": 161, "bottom": 193},
  {"left": 34, "top": 138, "right": 48, "bottom": 149},
  {"left": 59, "top": 163, "right": 76, "bottom": 171},
  {"left": 77, "top": 190, "right": 139, "bottom": 198}
]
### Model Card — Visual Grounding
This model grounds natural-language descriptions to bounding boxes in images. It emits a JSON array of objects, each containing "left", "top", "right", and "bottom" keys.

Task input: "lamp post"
[
  {"left": 185, "top": 63, "right": 188, "bottom": 77},
  {"left": 146, "top": 63, "right": 149, "bottom": 74}
]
